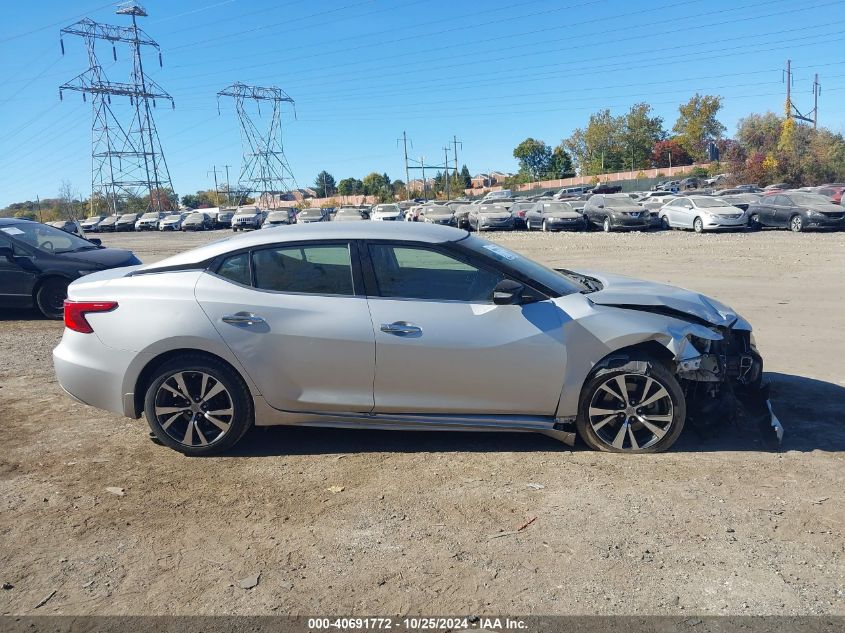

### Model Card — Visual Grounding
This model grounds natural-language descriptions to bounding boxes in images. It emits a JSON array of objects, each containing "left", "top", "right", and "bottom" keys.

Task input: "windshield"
[
  {"left": 186, "top": 213, "right": 205, "bottom": 221},
  {"left": 460, "top": 235, "right": 588, "bottom": 296},
  {"left": 424, "top": 206, "right": 451, "bottom": 214},
  {"left": 141, "top": 212, "right": 159, "bottom": 219},
  {"left": 1, "top": 222, "right": 95, "bottom": 253},
  {"left": 119, "top": 214, "right": 136, "bottom": 221},
  {"left": 693, "top": 197, "right": 731, "bottom": 208},
  {"left": 375, "top": 205, "right": 399, "bottom": 213},
  {"left": 337, "top": 209, "right": 359, "bottom": 215},
  {"left": 84, "top": 216, "right": 101, "bottom": 222},
  {"left": 235, "top": 208, "right": 257, "bottom": 215},
  {"left": 788, "top": 193, "right": 832, "bottom": 206},
  {"left": 603, "top": 196, "right": 641, "bottom": 210},
  {"left": 300, "top": 209, "right": 322, "bottom": 217},
  {"left": 540, "top": 202, "right": 573, "bottom": 212}
]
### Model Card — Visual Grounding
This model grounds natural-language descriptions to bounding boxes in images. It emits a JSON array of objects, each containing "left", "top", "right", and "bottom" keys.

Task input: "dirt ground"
[{"left": 1, "top": 227, "right": 844, "bottom": 617}]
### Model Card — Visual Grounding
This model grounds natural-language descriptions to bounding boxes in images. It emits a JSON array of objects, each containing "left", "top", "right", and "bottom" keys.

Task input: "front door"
[
  {"left": 363, "top": 242, "right": 567, "bottom": 416},
  {"left": 0, "top": 233, "right": 36, "bottom": 306},
  {"left": 195, "top": 242, "right": 376, "bottom": 413}
]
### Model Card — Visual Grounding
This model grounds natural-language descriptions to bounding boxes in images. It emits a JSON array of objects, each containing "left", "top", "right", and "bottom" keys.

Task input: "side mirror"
[
  {"left": 493, "top": 279, "right": 525, "bottom": 305},
  {"left": 597, "top": 203, "right": 604, "bottom": 209},
  {"left": 0, "top": 246, "right": 13, "bottom": 259},
  {"left": 88, "top": 238, "right": 102, "bottom": 246}
]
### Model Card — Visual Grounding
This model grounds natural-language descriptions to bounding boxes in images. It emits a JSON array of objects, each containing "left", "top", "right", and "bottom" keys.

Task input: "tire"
[
  {"left": 525, "top": 218, "right": 531, "bottom": 231},
  {"left": 35, "top": 277, "right": 69, "bottom": 320},
  {"left": 542, "top": 220, "right": 549, "bottom": 232},
  {"left": 748, "top": 214, "right": 761, "bottom": 231},
  {"left": 661, "top": 215, "right": 670, "bottom": 230},
  {"left": 693, "top": 217, "right": 704, "bottom": 233},
  {"left": 603, "top": 216, "right": 612, "bottom": 233},
  {"left": 143, "top": 355, "right": 254, "bottom": 456},
  {"left": 790, "top": 214, "right": 804, "bottom": 233},
  {"left": 576, "top": 354, "right": 686, "bottom": 453}
]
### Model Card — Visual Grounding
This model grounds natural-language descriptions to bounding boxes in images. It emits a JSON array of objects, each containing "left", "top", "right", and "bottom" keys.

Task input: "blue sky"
[{"left": 2, "top": 0, "right": 844, "bottom": 207}]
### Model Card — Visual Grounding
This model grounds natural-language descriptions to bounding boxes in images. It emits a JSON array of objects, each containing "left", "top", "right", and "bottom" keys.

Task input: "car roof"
[
  {"left": 0, "top": 218, "right": 34, "bottom": 226},
  {"left": 138, "top": 221, "right": 470, "bottom": 272}
]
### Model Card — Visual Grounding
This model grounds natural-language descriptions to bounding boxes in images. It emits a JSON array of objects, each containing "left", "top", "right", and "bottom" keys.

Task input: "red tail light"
[{"left": 64, "top": 300, "right": 118, "bottom": 333}]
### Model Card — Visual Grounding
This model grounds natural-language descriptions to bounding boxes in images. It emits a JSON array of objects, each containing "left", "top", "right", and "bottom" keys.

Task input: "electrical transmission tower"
[
  {"left": 217, "top": 83, "right": 297, "bottom": 209},
  {"left": 60, "top": 2, "right": 174, "bottom": 214}
]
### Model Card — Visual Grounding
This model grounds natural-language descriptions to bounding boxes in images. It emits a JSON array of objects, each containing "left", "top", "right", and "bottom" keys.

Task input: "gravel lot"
[{"left": 1, "top": 227, "right": 844, "bottom": 616}]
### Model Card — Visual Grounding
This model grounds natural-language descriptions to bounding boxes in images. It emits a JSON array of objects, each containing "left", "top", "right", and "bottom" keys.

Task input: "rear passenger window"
[
  {"left": 252, "top": 244, "right": 354, "bottom": 295},
  {"left": 217, "top": 252, "right": 251, "bottom": 286}
]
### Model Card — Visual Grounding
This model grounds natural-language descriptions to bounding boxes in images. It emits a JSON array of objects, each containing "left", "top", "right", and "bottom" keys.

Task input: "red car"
[{"left": 815, "top": 184, "right": 845, "bottom": 205}]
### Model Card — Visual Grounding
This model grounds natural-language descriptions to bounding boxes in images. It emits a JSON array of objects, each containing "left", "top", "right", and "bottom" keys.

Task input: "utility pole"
[
  {"left": 452, "top": 135, "right": 462, "bottom": 179},
  {"left": 207, "top": 165, "right": 222, "bottom": 206},
  {"left": 397, "top": 131, "right": 411, "bottom": 200},
  {"left": 223, "top": 164, "right": 232, "bottom": 205},
  {"left": 783, "top": 59, "right": 816, "bottom": 125},
  {"left": 443, "top": 146, "right": 451, "bottom": 200},
  {"left": 785, "top": 58, "right": 792, "bottom": 118},
  {"left": 421, "top": 156, "right": 426, "bottom": 201}
]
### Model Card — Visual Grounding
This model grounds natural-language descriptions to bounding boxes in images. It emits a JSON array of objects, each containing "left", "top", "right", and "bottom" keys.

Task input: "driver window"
[{"left": 368, "top": 244, "right": 503, "bottom": 302}]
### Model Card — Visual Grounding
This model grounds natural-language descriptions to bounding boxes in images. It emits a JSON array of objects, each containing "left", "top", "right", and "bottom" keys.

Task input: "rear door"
[
  {"left": 769, "top": 195, "right": 791, "bottom": 227},
  {"left": 195, "top": 241, "right": 376, "bottom": 413},
  {"left": 361, "top": 241, "right": 567, "bottom": 416}
]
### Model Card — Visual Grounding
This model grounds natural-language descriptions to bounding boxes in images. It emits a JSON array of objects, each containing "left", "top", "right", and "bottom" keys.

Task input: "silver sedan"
[
  {"left": 659, "top": 196, "right": 748, "bottom": 232},
  {"left": 53, "top": 223, "right": 781, "bottom": 455}
]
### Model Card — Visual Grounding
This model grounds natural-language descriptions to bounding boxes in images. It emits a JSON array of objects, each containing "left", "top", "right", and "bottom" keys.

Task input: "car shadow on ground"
[
  {"left": 226, "top": 372, "right": 845, "bottom": 457},
  {"left": 0, "top": 308, "right": 48, "bottom": 322}
]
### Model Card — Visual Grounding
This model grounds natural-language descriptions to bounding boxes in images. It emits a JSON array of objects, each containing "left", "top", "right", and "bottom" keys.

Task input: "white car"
[
  {"left": 135, "top": 211, "right": 168, "bottom": 231},
  {"left": 371, "top": 204, "right": 404, "bottom": 221},
  {"left": 659, "top": 196, "right": 748, "bottom": 232},
  {"left": 53, "top": 223, "right": 780, "bottom": 456}
]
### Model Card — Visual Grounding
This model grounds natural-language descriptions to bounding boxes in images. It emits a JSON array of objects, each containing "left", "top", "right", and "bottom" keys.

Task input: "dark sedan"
[
  {"left": 747, "top": 192, "right": 845, "bottom": 232},
  {"left": 584, "top": 193, "right": 651, "bottom": 232},
  {"left": 181, "top": 212, "right": 214, "bottom": 231},
  {"left": 0, "top": 218, "right": 140, "bottom": 318}
]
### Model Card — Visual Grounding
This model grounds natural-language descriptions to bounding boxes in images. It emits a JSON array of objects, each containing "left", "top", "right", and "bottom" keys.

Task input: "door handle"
[
  {"left": 380, "top": 321, "right": 422, "bottom": 336},
  {"left": 222, "top": 312, "right": 266, "bottom": 326}
]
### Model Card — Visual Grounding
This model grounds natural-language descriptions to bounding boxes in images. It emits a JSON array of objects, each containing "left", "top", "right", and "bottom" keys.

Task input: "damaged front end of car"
[
  {"left": 673, "top": 323, "right": 783, "bottom": 446},
  {"left": 566, "top": 268, "right": 784, "bottom": 447}
]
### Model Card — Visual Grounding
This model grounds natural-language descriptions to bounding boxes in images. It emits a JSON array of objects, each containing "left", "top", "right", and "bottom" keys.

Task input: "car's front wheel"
[
  {"left": 603, "top": 216, "right": 612, "bottom": 232},
  {"left": 576, "top": 355, "right": 686, "bottom": 453},
  {"left": 693, "top": 217, "right": 704, "bottom": 233},
  {"left": 144, "top": 355, "right": 254, "bottom": 456},
  {"left": 790, "top": 214, "right": 804, "bottom": 232},
  {"left": 661, "top": 215, "right": 670, "bottom": 230}
]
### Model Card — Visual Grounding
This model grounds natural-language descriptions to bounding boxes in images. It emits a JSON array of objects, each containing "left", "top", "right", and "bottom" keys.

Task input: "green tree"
[
  {"left": 549, "top": 145, "right": 575, "bottom": 178},
  {"left": 564, "top": 109, "right": 627, "bottom": 176},
  {"left": 672, "top": 94, "right": 726, "bottom": 161},
  {"left": 337, "top": 178, "right": 362, "bottom": 196},
  {"left": 513, "top": 138, "right": 552, "bottom": 179},
  {"left": 362, "top": 172, "right": 391, "bottom": 196},
  {"left": 460, "top": 164, "right": 471, "bottom": 188},
  {"left": 622, "top": 102, "right": 665, "bottom": 170},
  {"left": 313, "top": 171, "right": 336, "bottom": 198}
]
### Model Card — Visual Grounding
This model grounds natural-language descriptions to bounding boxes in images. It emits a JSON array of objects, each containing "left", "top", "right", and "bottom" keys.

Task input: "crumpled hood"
[{"left": 574, "top": 269, "right": 746, "bottom": 329}]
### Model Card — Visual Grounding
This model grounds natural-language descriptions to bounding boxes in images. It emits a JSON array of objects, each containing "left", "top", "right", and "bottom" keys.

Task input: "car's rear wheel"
[
  {"left": 790, "top": 214, "right": 804, "bottom": 232},
  {"left": 576, "top": 356, "right": 686, "bottom": 453},
  {"left": 144, "top": 356, "right": 254, "bottom": 456},
  {"left": 693, "top": 217, "right": 704, "bottom": 233},
  {"left": 35, "top": 277, "right": 69, "bottom": 319}
]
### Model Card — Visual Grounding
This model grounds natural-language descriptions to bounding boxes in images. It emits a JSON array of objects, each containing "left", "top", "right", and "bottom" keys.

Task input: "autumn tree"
[{"left": 672, "top": 94, "right": 726, "bottom": 161}]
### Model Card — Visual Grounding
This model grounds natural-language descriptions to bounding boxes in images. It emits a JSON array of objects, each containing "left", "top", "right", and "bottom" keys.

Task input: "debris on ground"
[
  {"left": 326, "top": 486, "right": 344, "bottom": 494},
  {"left": 526, "top": 483, "right": 545, "bottom": 490},
  {"left": 105, "top": 487, "right": 125, "bottom": 496},
  {"left": 237, "top": 573, "right": 260, "bottom": 590},
  {"left": 34, "top": 590, "right": 57, "bottom": 609}
]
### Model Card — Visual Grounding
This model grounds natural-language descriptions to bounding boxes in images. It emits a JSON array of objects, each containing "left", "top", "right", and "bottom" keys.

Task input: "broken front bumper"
[{"left": 677, "top": 331, "right": 783, "bottom": 447}]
